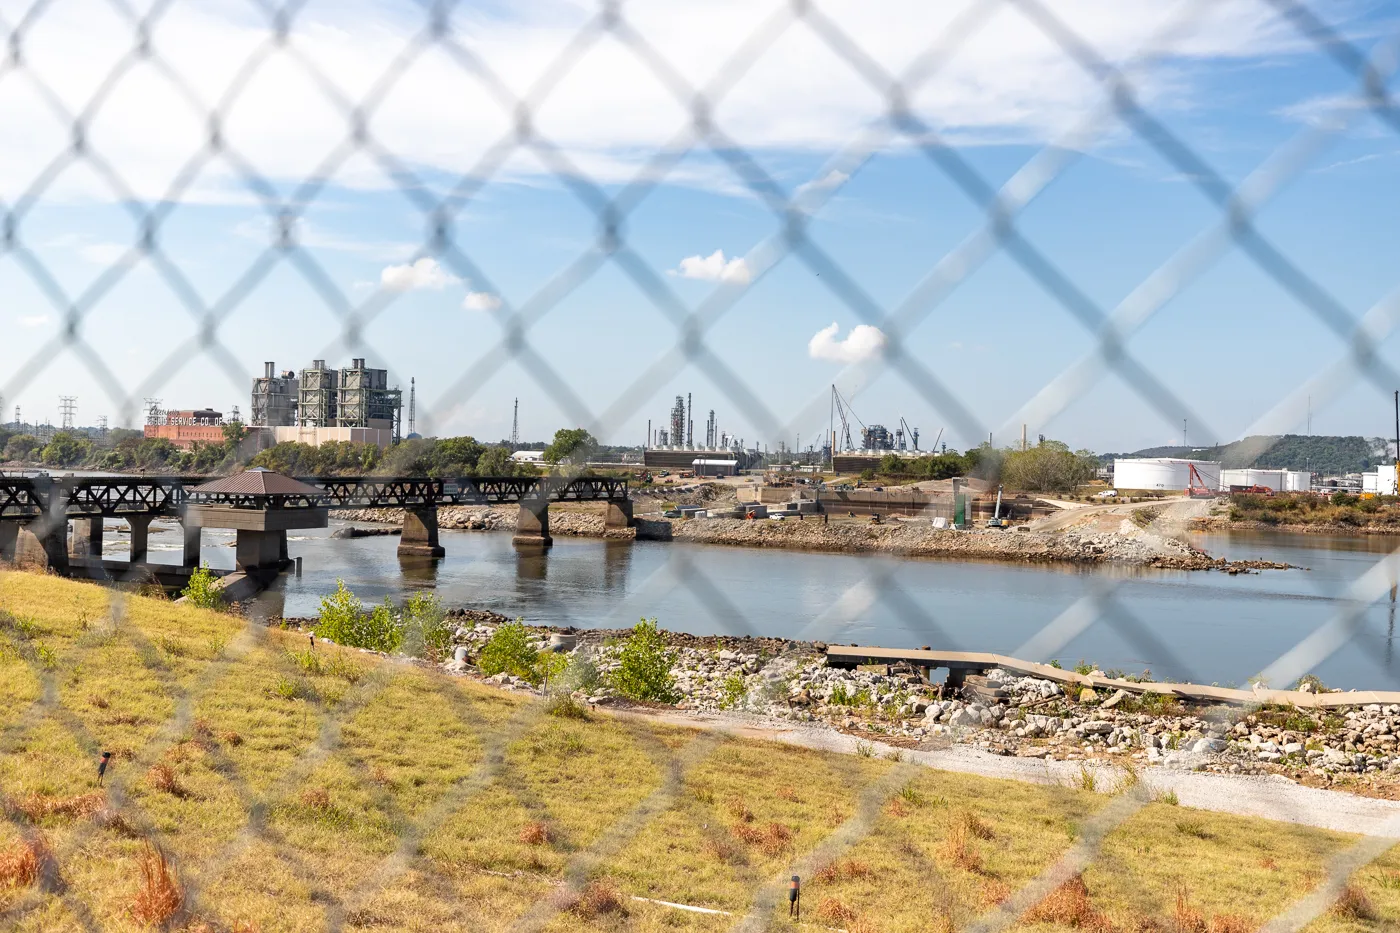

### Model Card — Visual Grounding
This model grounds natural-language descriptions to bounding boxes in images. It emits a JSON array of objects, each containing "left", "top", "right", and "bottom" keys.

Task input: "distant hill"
[{"left": 1100, "top": 435, "right": 1388, "bottom": 475}]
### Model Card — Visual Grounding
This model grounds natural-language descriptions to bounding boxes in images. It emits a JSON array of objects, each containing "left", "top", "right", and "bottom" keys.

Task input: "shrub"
[
  {"left": 1025, "top": 874, "right": 1111, "bottom": 931},
  {"left": 478, "top": 619, "right": 540, "bottom": 683},
  {"left": 519, "top": 821, "right": 551, "bottom": 846},
  {"left": 147, "top": 764, "right": 187, "bottom": 798},
  {"left": 312, "top": 581, "right": 403, "bottom": 653},
  {"left": 400, "top": 591, "right": 451, "bottom": 661},
  {"left": 180, "top": 564, "right": 223, "bottom": 609},
  {"left": 568, "top": 879, "right": 625, "bottom": 918},
  {"left": 1332, "top": 884, "right": 1376, "bottom": 921},
  {"left": 0, "top": 835, "right": 49, "bottom": 889},
  {"left": 545, "top": 693, "right": 590, "bottom": 720},
  {"left": 608, "top": 618, "right": 677, "bottom": 702}
]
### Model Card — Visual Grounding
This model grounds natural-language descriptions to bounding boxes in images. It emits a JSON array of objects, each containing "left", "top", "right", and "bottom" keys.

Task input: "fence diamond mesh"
[{"left": 3, "top": 0, "right": 1400, "bottom": 930}]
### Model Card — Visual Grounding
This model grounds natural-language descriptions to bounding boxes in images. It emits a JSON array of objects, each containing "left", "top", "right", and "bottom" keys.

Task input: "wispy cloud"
[
  {"left": 381, "top": 257, "right": 459, "bottom": 291},
  {"left": 18, "top": 314, "right": 51, "bottom": 328},
  {"left": 808, "top": 321, "right": 886, "bottom": 363},
  {"left": 669, "top": 249, "right": 751, "bottom": 284}
]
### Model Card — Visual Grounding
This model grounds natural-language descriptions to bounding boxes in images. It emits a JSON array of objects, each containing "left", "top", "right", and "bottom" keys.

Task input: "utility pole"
[
  {"left": 408, "top": 378, "right": 416, "bottom": 436},
  {"left": 1182, "top": 418, "right": 1188, "bottom": 449},
  {"left": 511, "top": 397, "right": 519, "bottom": 447}
]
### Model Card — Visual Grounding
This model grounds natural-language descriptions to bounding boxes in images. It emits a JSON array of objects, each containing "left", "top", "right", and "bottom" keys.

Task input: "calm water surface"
[{"left": 120, "top": 520, "right": 1400, "bottom": 691}]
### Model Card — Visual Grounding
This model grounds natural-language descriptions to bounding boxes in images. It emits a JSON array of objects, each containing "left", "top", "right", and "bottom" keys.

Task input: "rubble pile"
[{"left": 434, "top": 622, "right": 1400, "bottom": 792}]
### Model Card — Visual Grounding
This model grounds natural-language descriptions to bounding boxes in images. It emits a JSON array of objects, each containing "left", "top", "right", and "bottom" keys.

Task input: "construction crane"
[
  {"left": 830, "top": 385, "right": 857, "bottom": 452},
  {"left": 987, "top": 485, "right": 1006, "bottom": 528},
  {"left": 899, "top": 416, "right": 919, "bottom": 451}
]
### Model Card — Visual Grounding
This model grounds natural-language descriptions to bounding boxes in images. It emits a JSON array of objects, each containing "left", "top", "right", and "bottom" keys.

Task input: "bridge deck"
[
  {"left": 0, "top": 474, "right": 628, "bottom": 519},
  {"left": 825, "top": 645, "right": 1400, "bottom": 709}
]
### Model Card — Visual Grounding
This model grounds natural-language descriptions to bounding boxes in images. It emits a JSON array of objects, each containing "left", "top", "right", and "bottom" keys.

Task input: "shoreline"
[
  {"left": 275, "top": 611, "right": 1400, "bottom": 806},
  {"left": 1193, "top": 516, "right": 1400, "bottom": 537},
  {"left": 333, "top": 506, "right": 1290, "bottom": 573}
]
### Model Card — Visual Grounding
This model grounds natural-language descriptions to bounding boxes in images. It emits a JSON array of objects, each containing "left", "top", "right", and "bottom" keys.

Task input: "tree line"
[{"left": 872, "top": 439, "right": 1099, "bottom": 493}]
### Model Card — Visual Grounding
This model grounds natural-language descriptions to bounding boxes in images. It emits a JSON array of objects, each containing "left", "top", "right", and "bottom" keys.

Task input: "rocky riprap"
[{"left": 434, "top": 621, "right": 1399, "bottom": 793}]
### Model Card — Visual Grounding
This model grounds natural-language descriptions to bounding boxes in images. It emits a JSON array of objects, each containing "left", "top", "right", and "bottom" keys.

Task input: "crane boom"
[{"left": 831, "top": 386, "right": 854, "bottom": 451}]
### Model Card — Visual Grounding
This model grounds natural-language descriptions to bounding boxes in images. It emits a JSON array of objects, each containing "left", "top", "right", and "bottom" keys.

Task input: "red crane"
[{"left": 1186, "top": 463, "right": 1216, "bottom": 499}]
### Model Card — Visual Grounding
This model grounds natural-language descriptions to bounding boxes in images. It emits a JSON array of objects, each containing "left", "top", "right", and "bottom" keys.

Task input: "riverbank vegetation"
[
  {"left": 1, "top": 572, "right": 1398, "bottom": 930},
  {"left": 1227, "top": 492, "right": 1400, "bottom": 530},
  {"left": 872, "top": 439, "right": 1099, "bottom": 493}
]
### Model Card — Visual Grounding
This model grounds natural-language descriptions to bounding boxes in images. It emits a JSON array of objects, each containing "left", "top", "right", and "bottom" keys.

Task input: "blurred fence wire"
[{"left": 3, "top": 0, "right": 1400, "bottom": 929}]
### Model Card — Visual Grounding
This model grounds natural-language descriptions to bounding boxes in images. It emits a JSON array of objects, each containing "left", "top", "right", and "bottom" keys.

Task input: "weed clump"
[
  {"left": 814, "top": 858, "right": 874, "bottom": 885},
  {"left": 1024, "top": 874, "right": 1111, "bottom": 931},
  {"left": 731, "top": 821, "right": 792, "bottom": 857},
  {"left": 147, "top": 763, "right": 188, "bottom": 798},
  {"left": 130, "top": 843, "right": 183, "bottom": 927},
  {"left": 1332, "top": 883, "right": 1376, "bottom": 921},
  {"left": 0, "top": 835, "right": 50, "bottom": 889},
  {"left": 519, "top": 821, "right": 551, "bottom": 846},
  {"left": 607, "top": 618, "right": 677, "bottom": 702},
  {"left": 545, "top": 693, "right": 589, "bottom": 720},
  {"left": 17, "top": 792, "right": 106, "bottom": 821},
  {"left": 815, "top": 897, "right": 858, "bottom": 924},
  {"left": 940, "top": 819, "right": 983, "bottom": 874},
  {"left": 955, "top": 810, "right": 995, "bottom": 840},
  {"left": 559, "top": 879, "right": 626, "bottom": 919}
]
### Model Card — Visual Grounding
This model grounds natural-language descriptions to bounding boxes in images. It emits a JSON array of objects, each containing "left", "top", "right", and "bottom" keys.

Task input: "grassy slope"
[{"left": 1, "top": 571, "right": 1398, "bottom": 932}]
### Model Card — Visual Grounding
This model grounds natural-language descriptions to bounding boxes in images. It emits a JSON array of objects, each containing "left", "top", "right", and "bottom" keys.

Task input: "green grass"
[{"left": 1, "top": 570, "right": 1399, "bottom": 931}]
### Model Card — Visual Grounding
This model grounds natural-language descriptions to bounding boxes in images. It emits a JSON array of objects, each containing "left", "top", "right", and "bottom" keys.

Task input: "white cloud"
[
  {"left": 0, "top": 1, "right": 1314, "bottom": 203},
  {"left": 18, "top": 314, "right": 51, "bottom": 328},
  {"left": 796, "top": 169, "right": 850, "bottom": 196},
  {"left": 463, "top": 291, "right": 502, "bottom": 312},
  {"left": 808, "top": 321, "right": 886, "bottom": 363},
  {"left": 380, "top": 257, "right": 459, "bottom": 292},
  {"left": 670, "top": 249, "right": 751, "bottom": 284}
]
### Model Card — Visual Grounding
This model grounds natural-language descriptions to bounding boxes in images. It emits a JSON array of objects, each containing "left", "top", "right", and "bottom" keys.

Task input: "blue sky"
[{"left": 3, "top": 0, "right": 1400, "bottom": 454}]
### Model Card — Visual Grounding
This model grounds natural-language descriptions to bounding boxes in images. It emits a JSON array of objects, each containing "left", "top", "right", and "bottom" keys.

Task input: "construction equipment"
[
  {"left": 899, "top": 416, "right": 920, "bottom": 451},
  {"left": 831, "top": 386, "right": 856, "bottom": 451},
  {"left": 1187, "top": 463, "right": 1216, "bottom": 499},
  {"left": 987, "top": 485, "right": 1006, "bottom": 527}
]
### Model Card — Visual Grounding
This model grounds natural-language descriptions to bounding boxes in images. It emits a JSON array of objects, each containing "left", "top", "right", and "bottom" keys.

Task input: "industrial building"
[
  {"left": 644, "top": 392, "right": 755, "bottom": 470},
  {"left": 143, "top": 409, "right": 227, "bottom": 449},
  {"left": 1363, "top": 465, "right": 1398, "bottom": 495},
  {"left": 250, "top": 363, "right": 298, "bottom": 427},
  {"left": 1112, "top": 458, "right": 1221, "bottom": 492},
  {"left": 249, "top": 358, "right": 404, "bottom": 448},
  {"left": 1219, "top": 468, "right": 1311, "bottom": 493}
]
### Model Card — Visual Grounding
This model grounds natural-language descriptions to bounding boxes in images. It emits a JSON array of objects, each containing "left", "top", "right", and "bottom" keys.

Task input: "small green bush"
[
  {"left": 719, "top": 674, "right": 747, "bottom": 709},
  {"left": 400, "top": 591, "right": 452, "bottom": 661},
  {"left": 181, "top": 564, "right": 224, "bottom": 609},
  {"left": 312, "top": 581, "right": 403, "bottom": 653},
  {"left": 608, "top": 618, "right": 677, "bottom": 702},
  {"left": 478, "top": 619, "right": 540, "bottom": 683},
  {"left": 545, "top": 693, "right": 590, "bottom": 720}
]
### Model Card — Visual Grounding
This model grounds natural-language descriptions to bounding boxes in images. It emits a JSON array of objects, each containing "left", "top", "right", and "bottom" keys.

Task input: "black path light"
[
  {"left": 788, "top": 874, "right": 801, "bottom": 920},
  {"left": 96, "top": 751, "right": 112, "bottom": 787}
]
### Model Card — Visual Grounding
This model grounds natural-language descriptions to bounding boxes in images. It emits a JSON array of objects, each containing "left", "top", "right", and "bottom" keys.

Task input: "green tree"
[
  {"left": 999, "top": 440, "right": 1097, "bottom": 492},
  {"left": 221, "top": 420, "right": 248, "bottom": 447},
  {"left": 181, "top": 564, "right": 224, "bottom": 609},
  {"left": 543, "top": 428, "right": 597, "bottom": 465},
  {"left": 3, "top": 434, "right": 42, "bottom": 463},
  {"left": 40, "top": 431, "right": 92, "bottom": 467},
  {"left": 608, "top": 618, "right": 677, "bottom": 702},
  {"left": 475, "top": 445, "right": 525, "bottom": 476}
]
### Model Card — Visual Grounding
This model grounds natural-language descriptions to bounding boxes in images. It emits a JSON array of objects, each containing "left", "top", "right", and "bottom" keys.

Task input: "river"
[{"left": 101, "top": 518, "right": 1400, "bottom": 691}]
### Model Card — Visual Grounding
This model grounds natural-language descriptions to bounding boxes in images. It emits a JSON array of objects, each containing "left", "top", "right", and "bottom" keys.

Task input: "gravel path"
[{"left": 617, "top": 706, "right": 1400, "bottom": 838}]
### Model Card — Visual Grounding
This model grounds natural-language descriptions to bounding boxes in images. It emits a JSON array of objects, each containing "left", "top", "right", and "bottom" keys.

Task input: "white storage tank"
[
  {"left": 1220, "top": 468, "right": 1285, "bottom": 492},
  {"left": 1113, "top": 458, "right": 1221, "bottom": 492},
  {"left": 1283, "top": 470, "right": 1311, "bottom": 492}
]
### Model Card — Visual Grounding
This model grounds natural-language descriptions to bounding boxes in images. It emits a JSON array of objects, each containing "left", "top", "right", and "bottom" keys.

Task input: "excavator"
[{"left": 987, "top": 485, "right": 1006, "bottom": 527}]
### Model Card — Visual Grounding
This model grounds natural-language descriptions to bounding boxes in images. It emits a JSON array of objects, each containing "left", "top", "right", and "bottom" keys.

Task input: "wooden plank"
[{"left": 823, "top": 645, "right": 1400, "bottom": 708}]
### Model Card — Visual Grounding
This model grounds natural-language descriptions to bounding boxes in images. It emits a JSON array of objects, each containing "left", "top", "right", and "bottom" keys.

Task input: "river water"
[{"left": 104, "top": 518, "right": 1400, "bottom": 692}]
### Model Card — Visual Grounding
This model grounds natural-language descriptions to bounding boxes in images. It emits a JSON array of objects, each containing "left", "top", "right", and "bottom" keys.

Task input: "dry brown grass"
[
  {"left": 955, "top": 810, "right": 995, "bottom": 840},
  {"left": 300, "top": 787, "right": 331, "bottom": 811},
  {"left": 1172, "top": 885, "right": 1206, "bottom": 933},
  {"left": 369, "top": 763, "right": 392, "bottom": 786},
  {"left": 813, "top": 858, "right": 874, "bottom": 885},
  {"left": 90, "top": 807, "right": 139, "bottom": 837},
  {"left": 703, "top": 835, "right": 741, "bottom": 864},
  {"left": 519, "top": 821, "right": 551, "bottom": 846},
  {"left": 886, "top": 797, "right": 909, "bottom": 818},
  {"left": 130, "top": 842, "right": 183, "bottom": 927},
  {"left": 88, "top": 693, "right": 110, "bottom": 709},
  {"left": 940, "top": 820, "right": 983, "bottom": 874},
  {"left": 847, "top": 917, "right": 881, "bottom": 933},
  {"left": 815, "top": 897, "right": 858, "bottom": 924},
  {"left": 726, "top": 796, "right": 754, "bottom": 823},
  {"left": 731, "top": 820, "right": 792, "bottom": 857},
  {"left": 146, "top": 763, "right": 187, "bottom": 798},
  {"left": 218, "top": 730, "right": 243, "bottom": 747},
  {"left": 566, "top": 879, "right": 626, "bottom": 919},
  {"left": 776, "top": 784, "right": 799, "bottom": 802},
  {"left": 1024, "top": 874, "right": 1113, "bottom": 932},
  {"left": 1332, "top": 883, "right": 1376, "bottom": 921},
  {"left": 16, "top": 791, "right": 107, "bottom": 821},
  {"left": 1206, "top": 915, "right": 1258, "bottom": 933},
  {"left": 0, "top": 835, "right": 50, "bottom": 889},
  {"left": 980, "top": 877, "right": 1012, "bottom": 908}
]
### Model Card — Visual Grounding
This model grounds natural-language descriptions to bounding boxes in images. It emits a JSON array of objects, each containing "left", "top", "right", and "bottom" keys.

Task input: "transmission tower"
[
  {"left": 511, "top": 397, "right": 519, "bottom": 447},
  {"left": 12, "top": 406, "right": 20, "bottom": 430},
  {"left": 59, "top": 396, "right": 77, "bottom": 430},
  {"left": 143, "top": 398, "right": 164, "bottom": 426},
  {"left": 97, "top": 415, "right": 108, "bottom": 440}
]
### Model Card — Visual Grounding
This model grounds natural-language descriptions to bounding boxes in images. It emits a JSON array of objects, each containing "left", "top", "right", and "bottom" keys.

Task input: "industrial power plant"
[{"left": 248, "top": 358, "right": 404, "bottom": 447}]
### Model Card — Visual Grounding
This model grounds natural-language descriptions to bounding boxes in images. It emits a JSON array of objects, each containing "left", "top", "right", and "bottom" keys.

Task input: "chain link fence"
[{"left": 3, "top": 0, "right": 1400, "bottom": 929}]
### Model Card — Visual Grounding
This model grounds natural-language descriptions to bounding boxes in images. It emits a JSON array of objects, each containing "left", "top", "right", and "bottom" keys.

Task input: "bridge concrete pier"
[
  {"left": 0, "top": 523, "right": 16, "bottom": 563},
  {"left": 70, "top": 518, "right": 103, "bottom": 559},
  {"left": 398, "top": 506, "right": 445, "bottom": 558},
  {"left": 181, "top": 521, "right": 202, "bottom": 569},
  {"left": 185, "top": 504, "right": 327, "bottom": 575},
  {"left": 604, "top": 499, "right": 633, "bottom": 530},
  {"left": 513, "top": 498, "right": 552, "bottom": 548},
  {"left": 127, "top": 516, "right": 153, "bottom": 564}
]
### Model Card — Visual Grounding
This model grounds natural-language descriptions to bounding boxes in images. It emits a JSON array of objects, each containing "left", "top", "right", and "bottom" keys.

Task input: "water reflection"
[
  {"left": 515, "top": 547, "right": 548, "bottom": 582},
  {"left": 398, "top": 555, "right": 441, "bottom": 587}
]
